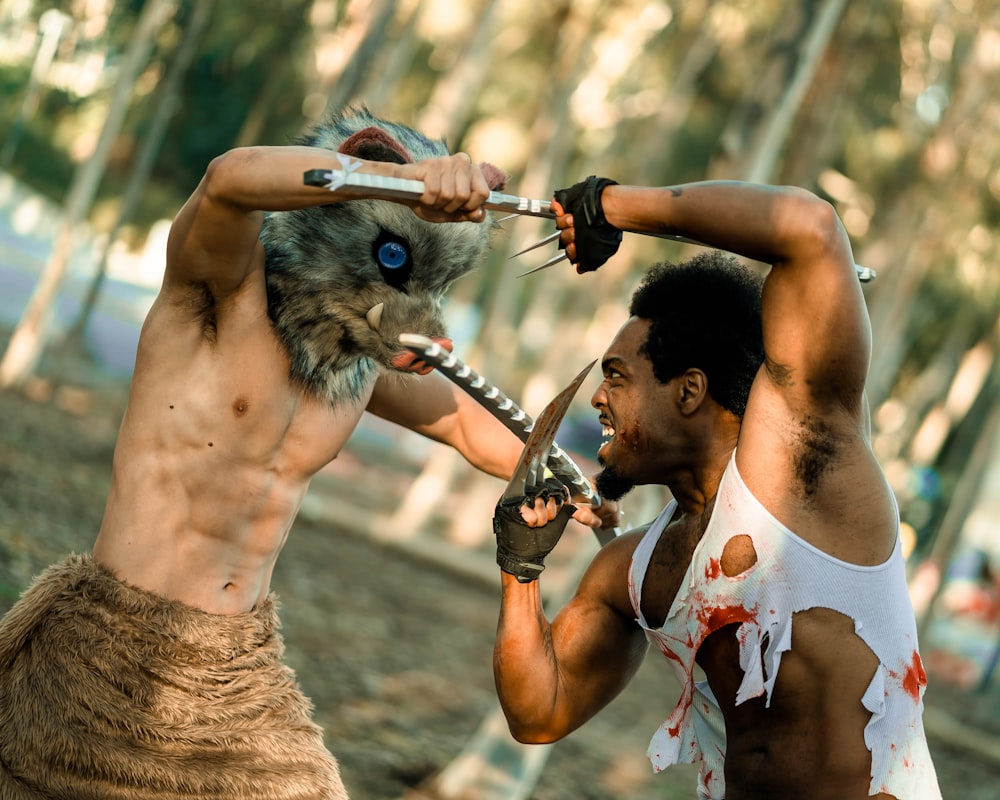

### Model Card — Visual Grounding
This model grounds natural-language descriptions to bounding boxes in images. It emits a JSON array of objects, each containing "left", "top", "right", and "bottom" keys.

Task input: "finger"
[
  {"left": 440, "top": 153, "right": 476, "bottom": 214},
  {"left": 518, "top": 501, "right": 544, "bottom": 527},
  {"left": 419, "top": 160, "right": 443, "bottom": 206},
  {"left": 571, "top": 505, "right": 601, "bottom": 528},
  {"left": 467, "top": 160, "right": 491, "bottom": 211}
]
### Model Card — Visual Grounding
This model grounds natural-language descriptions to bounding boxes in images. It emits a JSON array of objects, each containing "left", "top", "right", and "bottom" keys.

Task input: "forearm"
[
  {"left": 493, "top": 573, "right": 569, "bottom": 743},
  {"left": 369, "top": 372, "right": 523, "bottom": 480},
  {"left": 493, "top": 563, "right": 646, "bottom": 743},
  {"left": 601, "top": 181, "right": 846, "bottom": 267},
  {"left": 203, "top": 145, "right": 408, "bottom": 214}
]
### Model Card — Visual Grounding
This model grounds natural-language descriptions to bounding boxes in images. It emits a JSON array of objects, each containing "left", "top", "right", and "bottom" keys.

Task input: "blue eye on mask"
[{"left": 372, "top": 231, "right": 412, "bottom": 290}]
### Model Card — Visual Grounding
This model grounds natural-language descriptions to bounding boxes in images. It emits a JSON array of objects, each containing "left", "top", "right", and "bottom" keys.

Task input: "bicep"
[{"left": 548, "top": 542, "right": 649, "bottom": 728}]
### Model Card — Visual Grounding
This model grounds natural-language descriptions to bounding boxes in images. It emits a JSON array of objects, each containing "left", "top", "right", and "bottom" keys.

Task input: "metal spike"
[
  {"left": 507, "top": 230, "right": 562, "bottom": 259},
  {"left": 517, "top": 251, "right": 569, "bottom": 277}
]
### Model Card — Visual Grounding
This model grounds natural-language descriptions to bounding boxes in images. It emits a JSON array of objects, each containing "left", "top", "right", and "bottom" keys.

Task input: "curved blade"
[{"left": 502, "top": 360, "right": 596, "bottom": 502}]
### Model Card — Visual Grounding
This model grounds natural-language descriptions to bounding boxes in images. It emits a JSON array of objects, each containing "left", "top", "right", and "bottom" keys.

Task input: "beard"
[{"left": 595, "top": 463, "right": 635, "bottom": 502}]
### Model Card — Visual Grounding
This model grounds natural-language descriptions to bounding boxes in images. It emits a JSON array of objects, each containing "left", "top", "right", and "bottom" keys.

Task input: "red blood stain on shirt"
[
  {"left": 901, "top": 651, "right": 927, "bottom": 701},
  {"left": 705, "top": 557, "right": 722, "bottom": 580},
  {"left": 697, "top": 602, "right": 756, "bottom": 633}
]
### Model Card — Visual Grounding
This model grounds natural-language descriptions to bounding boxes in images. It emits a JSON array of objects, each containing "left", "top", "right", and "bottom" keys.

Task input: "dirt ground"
[{"left": 2, "top": 364, "right": 999, "bottom": 799}]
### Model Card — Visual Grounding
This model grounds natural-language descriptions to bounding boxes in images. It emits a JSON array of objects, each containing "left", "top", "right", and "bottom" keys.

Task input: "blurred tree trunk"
[
  {"left": 59, "top": 0, "right": 215, "bottom": 360},
  {"left": 640, "top": 0, "right": 720, "bottom": 183},
  {"left": 0, "top": 8, "right": 71, "bottom": 169},
  {"left": 359, "top": 0, "right": 427, "bottom": 111},
  {"left": 313, "top": 0, "right": 400, "bottom": 119},
  {"left": 234, "top": 60, "right": 300, "bottom": 147},
  {"left": 915, "top": 351, "right": 1000, "bottom": 642},
  {"left": 416, "top": 0, "right": 500, "bottom": 144},
  {"left": 709, "top": 0, "right": 848, "bottom": 182},
  {"left": 0, "top": 0, "right": 177, "bottom": 389},
  {"left": 866, "top": 16, "right": 999, "bottom": 408}
]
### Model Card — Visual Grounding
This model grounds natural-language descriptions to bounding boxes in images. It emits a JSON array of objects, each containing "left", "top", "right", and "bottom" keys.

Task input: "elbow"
[
  {"left": 202, "top": 147, "right": 260, "bottom": 206},
  {"left": 795, "top": 191, "right": 848, "bottom": 256},
  {"left": 497, "top": 692, "right": 573, "bottom": 744},
  {"left": 506, "top": 720, "right": 565, "bottom": 746}
]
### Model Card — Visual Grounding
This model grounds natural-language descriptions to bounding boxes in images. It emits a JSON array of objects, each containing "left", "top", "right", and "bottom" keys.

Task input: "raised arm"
[
  {"left": 556, "top": 180, "right": 870, "bottom": 420},
  {"left": 164, "top": 146, "right": 490, "bottom": 298}
]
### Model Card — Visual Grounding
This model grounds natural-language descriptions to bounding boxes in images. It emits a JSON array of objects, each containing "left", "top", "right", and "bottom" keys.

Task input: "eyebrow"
[{"left": 602, "top": 356, "right": 627, "bottom": 373}]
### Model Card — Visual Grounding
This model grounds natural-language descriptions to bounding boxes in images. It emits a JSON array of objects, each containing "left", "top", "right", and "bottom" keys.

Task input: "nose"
[
  {"left": 591, "top": 381, "right": 607, "bottom": 410},
  {"left": 391, "top": 336, "right": 453, "bottom": 373}
]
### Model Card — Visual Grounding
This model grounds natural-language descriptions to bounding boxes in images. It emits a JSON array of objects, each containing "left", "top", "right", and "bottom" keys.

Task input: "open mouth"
[{"left": 598, "top": 417, "right": 616, "bottom": 459}]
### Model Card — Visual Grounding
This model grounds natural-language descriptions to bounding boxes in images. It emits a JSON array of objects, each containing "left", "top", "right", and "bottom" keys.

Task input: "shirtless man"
[
  {"left": 0, "top": 111, "right": 610, "bottom": 800},
  {"left": 491, "top": 178, "right": 941, "bottom": 799}
]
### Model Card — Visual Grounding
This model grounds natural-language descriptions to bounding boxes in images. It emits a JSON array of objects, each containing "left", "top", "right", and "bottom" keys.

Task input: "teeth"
[
  {"left": 365, "top": 303, "right": 384, "bottom": 331},
  {"left": 601, "top": 425, "right": 615, "bottom": 439}
]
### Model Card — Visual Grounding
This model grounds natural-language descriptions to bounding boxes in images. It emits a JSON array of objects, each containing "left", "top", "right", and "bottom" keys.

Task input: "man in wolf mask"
[{"left": 0, "top": 108, "right": 613, "bottom": 800}]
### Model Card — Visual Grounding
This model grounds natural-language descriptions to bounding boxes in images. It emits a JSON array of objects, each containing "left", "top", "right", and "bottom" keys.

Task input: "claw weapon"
[
  {"left": 500, "top": 359, "right": 594, "bottom": 504},
  {"left": 398, "top": 334, "right": 618, "bottom": 547},
  {"left": 304, "top": 169, "right": 876, "bottom": 282}
]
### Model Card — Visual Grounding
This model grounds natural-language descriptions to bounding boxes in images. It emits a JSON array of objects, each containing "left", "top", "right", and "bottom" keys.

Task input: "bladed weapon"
[
  {"left": 398, "top": 333, "right": 618, "bottom": 547},
  {"left": 304, "top": 169, "right": 876, "bottom": 282},
  {"left": 502, "top": 360, "right": 594, "bottom": 505}
]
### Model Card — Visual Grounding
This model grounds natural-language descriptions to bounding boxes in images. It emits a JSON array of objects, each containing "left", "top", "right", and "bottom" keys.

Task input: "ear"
[
  {"left": 339, "top": 127, "right": 413, "bottom": 164},
  {"left": 478, "top": 162, "right": 508, "bottom": 191},
  {"left": 676, "top": 369, "right": 709, "bottom": 416}
]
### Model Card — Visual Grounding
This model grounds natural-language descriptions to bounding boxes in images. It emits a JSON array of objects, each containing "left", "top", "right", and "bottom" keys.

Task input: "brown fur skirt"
[{"left": 0, "top": 554, "right": 348, "bottom": 800}]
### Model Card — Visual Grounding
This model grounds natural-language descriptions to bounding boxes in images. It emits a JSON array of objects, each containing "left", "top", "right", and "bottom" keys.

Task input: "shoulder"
[{"left": 575, "top": 526, "right": 649, "bottom": 616}]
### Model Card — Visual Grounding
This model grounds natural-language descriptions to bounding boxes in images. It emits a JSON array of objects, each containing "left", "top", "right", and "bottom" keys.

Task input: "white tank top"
[{"left": 628, "top": 451, "right": 941, "bottom": 799}]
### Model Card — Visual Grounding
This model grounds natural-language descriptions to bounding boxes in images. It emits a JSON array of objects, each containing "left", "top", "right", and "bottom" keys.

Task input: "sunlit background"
[{"left": 0, "top": 1, "right": 999, "bottom": 798}]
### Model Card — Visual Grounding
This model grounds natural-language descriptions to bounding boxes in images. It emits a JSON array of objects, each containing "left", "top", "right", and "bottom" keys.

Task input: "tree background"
[{"left": 0, "top": 0, "right": 999, "bottom": 797}]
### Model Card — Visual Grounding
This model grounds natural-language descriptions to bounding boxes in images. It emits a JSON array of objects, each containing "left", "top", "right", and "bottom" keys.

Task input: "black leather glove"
[
  {"left": 553, "top": 176, "right": 622, "bottom": 273},
  {"left": 493, "top": 477, "right": 575, "bottom": 583}
]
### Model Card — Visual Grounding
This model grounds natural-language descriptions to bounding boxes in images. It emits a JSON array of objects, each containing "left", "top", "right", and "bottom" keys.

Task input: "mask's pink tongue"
[{"left": 391, "top": 337, "right": 453, "bottom": 374}]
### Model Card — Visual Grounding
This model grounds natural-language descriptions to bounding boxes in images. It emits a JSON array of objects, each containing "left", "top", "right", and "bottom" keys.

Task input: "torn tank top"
[{"left": 628, "top": 451, "right": 941, "bottom": 800}]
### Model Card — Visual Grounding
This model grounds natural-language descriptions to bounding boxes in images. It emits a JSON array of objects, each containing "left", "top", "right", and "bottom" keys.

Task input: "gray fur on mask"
[{"left": 260, "top": 106, "right": 507, "bottom": 406}]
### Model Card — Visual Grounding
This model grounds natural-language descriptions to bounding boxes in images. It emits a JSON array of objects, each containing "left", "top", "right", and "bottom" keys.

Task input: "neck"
[{"left": 666, "top": 415, "right": 740, "bottom": 515}]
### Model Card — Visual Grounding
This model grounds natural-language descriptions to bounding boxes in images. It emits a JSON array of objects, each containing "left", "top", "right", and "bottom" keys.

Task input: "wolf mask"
[{"left": 260, "top": 107, "right": 507, "bottom": 407}]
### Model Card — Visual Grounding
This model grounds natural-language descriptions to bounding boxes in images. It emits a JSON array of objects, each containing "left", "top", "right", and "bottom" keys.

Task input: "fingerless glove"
[{"left": 554, "top": 176, "right": 622, "bottom": 272}]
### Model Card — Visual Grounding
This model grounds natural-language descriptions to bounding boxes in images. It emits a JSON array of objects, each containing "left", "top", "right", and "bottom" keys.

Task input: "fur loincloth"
[{"left": 0, "top": 555, "right": 348, "bottom": 800}]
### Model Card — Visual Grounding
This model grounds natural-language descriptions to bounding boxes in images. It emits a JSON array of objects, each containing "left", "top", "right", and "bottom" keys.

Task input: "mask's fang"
[
  {"left": 508, "top": 230, "right": 562, "bottom": 259},
  {"left": 366, "top": 303, "right": 384, "bottom": 331},
  {"left": 517, "top": 252, "right": 569, "bottom": 277}
]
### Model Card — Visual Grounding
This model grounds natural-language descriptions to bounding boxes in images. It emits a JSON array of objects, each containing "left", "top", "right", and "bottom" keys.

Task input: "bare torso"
[{"left": 93, "top": 275, "right": 366, "bottom": 614}]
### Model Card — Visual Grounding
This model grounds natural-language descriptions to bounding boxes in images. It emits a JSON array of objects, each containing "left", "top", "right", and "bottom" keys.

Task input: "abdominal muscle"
[{"left": 92, "top": 328, "right": 370, "bottom": 616}]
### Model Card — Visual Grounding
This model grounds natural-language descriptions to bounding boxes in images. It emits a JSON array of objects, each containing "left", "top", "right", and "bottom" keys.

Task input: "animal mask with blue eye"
[{"left": 373, "top": 229, "right": 412, "bottom": 291}]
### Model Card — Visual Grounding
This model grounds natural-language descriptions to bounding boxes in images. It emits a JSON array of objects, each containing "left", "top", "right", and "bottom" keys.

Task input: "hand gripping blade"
[{"left": 501, "top": 360, "right": 595, "bottom": 503}]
